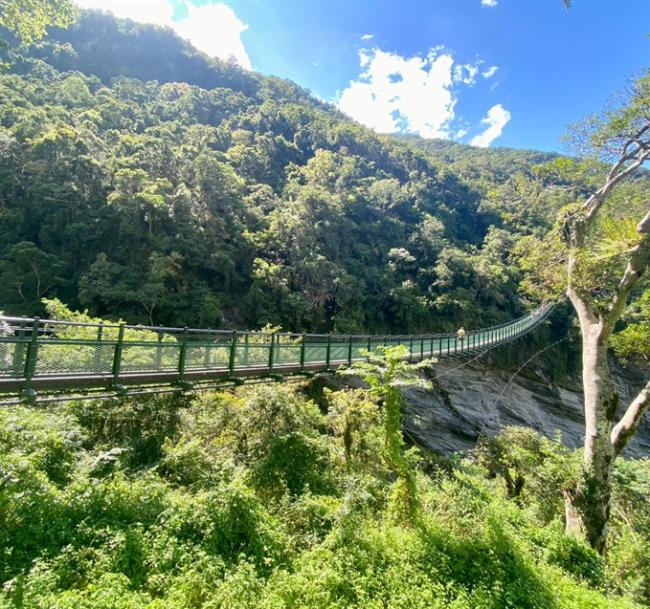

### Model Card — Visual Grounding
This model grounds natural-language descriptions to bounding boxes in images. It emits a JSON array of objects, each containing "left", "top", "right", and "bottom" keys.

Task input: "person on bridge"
[{"left": 457, "top": 326, "right": 466, "bottom": 347}]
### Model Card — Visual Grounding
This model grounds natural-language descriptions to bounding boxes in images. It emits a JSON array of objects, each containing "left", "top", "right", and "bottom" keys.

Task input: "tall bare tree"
[{"left": 559, "top": 73, "right": 650, "bottom": 552}]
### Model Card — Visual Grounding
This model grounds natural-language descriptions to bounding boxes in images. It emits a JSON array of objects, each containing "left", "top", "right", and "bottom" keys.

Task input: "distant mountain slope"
[
  {"left": 25, "top": 10, "right": 334, "bottom": 112},
  {"left": 0, "top": 10, "right": 572, "bottom": 348}
]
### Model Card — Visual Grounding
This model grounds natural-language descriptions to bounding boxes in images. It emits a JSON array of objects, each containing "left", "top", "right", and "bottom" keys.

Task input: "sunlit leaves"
[{"left": 0, "top": 0, "right": 77, "bottom": 46}]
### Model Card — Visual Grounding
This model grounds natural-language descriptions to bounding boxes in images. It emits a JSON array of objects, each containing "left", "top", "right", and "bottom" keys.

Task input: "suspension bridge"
[{"left": 0, "top": 303, "right": 554, "bottom": 404}]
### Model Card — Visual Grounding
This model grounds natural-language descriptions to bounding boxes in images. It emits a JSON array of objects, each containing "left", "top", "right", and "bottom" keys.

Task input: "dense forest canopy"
[{"left": 0, "top": 9, "right": 589, "bottom": 336}]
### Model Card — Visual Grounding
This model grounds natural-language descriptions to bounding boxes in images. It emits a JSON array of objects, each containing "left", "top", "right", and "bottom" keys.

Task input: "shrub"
[
  {"left": 68, "top": 395, "right": 181, "bottom": 467},
  {"left": 0, "top": 406, "right": 84, "bottom": 485}
]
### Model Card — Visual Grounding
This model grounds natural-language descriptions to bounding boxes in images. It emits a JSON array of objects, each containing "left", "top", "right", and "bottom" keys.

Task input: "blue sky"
[{"left": 77, "top": 0, "right": 649, "bottom": 152}]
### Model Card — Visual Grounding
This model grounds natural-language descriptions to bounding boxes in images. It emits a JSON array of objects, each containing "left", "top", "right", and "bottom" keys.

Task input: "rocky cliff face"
[{"left": 403, "top": 359, "right": 650, "bottom": 457}]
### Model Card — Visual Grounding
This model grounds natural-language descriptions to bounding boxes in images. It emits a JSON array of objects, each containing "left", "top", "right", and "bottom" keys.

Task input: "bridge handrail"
[
  {"left": 0, "top": 302, "right": 555, "bottom": 402},
  {"left": 0, "top": 302, "right": 553, "bottom": 342}
]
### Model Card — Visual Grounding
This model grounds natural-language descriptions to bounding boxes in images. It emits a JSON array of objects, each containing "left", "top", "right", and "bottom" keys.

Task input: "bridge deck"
[{"left": 0, "top": 303, "right": 553, "bottom": 402}]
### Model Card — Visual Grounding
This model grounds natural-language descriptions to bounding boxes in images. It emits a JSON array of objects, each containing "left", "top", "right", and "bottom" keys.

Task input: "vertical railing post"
[
  {"left": 409, "top": 336, "right": 414, "bottom": 361},
  {"left": 22, "top": 317, "right": 40, "bottom": 400},
  {"left": 177, "top": 327, "right": 188, "bottom": 384},
  {"left": 228, "top": 330, "right": 237, "bottom": 376},
  {"left": 111, "top": 323, "right": 125, "bottom": 389},
  {"left": 447, "top": 336, "right": 450, "bottom": 356},
  {"left": 347, "top": 335, "right": 353, "bottom": 365},
  {"left": 12, "top": 319, "right": 26, "bottom": 376},
  {"left": 300, "top": 333, "right": 306, "bottom": 371},
  {"left": 155, "top": 333, "right": 164, "bottom": 370},
  {"left": 367, "top": 335, "right": 372, "bottom": 362},
  {"left": 243, "top": 333, "right": 250, "bottom": 366},
  {"left": 268, "top": 332, "right": 276, "bottom": 373},
  {"left": 325, "top": 334, "right": 332, "bottom": 370},
  {"left": 420, "top": 336, "right": 425, "bottom": 360},
  {"left": 94, "top": 323, "right": 104, "bottom": 370},
  {"left": 203, "top": 334, "right": 211, "bottom": 369}
]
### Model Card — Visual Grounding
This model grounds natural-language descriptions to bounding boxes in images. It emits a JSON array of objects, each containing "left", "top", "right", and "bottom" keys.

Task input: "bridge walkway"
[{"left": 0, "top": 303, "right": 554, "bottom": 403}]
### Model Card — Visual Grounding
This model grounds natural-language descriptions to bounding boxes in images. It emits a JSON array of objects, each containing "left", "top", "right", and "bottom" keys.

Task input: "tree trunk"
[{"left": 566, "top": 319, "right": 618, "bottom": 553}]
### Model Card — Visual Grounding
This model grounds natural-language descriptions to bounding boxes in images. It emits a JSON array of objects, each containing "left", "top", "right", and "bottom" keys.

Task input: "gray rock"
[{"left": 404, "top": 360, "right": 650, "bottom": 457}]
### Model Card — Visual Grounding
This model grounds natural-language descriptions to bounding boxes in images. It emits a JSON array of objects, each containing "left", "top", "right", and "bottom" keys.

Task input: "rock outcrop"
[{"left": 403, "top": 359, "right": 650, "bottom": 457}]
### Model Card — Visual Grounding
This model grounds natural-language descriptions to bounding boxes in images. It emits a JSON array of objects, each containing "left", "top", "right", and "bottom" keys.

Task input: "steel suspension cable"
[{"left": 476, "top": 335, "right": 570, "bottom": 441}]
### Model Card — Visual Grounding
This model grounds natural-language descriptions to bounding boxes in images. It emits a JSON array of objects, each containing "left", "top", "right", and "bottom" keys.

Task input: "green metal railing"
[{"left": 0, "top": 303, "right": 554, "bottom": 401}]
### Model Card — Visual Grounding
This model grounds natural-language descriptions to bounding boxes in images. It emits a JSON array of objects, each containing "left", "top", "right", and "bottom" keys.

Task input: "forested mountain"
[{"left": 0, "top": 10, "right": 583, "bottom": 333}]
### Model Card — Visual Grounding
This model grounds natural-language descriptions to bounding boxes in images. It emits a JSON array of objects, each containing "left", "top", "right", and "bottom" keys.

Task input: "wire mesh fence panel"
[
  {"left": 0, "top": 339, "right": 26, "bottom": 377},
  {"left": 304, "top": 343, "right": 327, "bottom": 364},
  {"left": 274, "top": 342, "right": 300, "bottom": 366},
  {"left": 185, "top": 342, "right": 229, "bottom": 370},
  {"left": 368, "top": 339, "right": 386, "bottom": 357},
  {"left": 351, "top": 340, "right": 367, "bottom": 360},
  {"left": 118, "top": 342, "right": 175, "bottom": 372},
  {"left": 35, "top": 340, "right": 115, "bottom": 376},
  {"left": 235, "top": 342, "right": 271, "bottom": 368},
  {"left": 329, "top": 343, "right": 347, "bottom": 362}
]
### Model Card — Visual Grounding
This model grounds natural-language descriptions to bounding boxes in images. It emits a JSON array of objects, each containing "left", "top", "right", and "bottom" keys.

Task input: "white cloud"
[
  {"left": 481, "top": 0, "right": 498, "bottom": 6},
  {"left": 360, "top": 33, "right": 374, "bottom": 40},
  {"left": 453, "top": 63, "right": 479, "bottom": 86},
  {"left": 75, "top": 0, "right": 251, "bottom": 69},
  {"left": 339, "top": 48, "right": 499, "bottom": 140},
  {"left": 339, "top": 48, "right": 462, "bottom": 138},
  {"left": 482, "top": 65, "right": 498, "bottom": 79},
  {"left": 470, "top": 104, "right": 510, "bottom": 147}
]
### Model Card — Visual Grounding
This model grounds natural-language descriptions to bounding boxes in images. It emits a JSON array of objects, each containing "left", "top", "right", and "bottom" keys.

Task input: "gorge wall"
[{"left": 403, "top": 359, "right": 650, "bottom": 457}]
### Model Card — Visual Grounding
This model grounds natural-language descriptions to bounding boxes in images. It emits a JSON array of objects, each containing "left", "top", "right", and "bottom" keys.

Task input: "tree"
[
  {"left": 546, "top": 72, "right": 650, "bottom": 552},
  {"left": 0, "top": 241, "right": 66, "bottom": 313},
  {"left": 344, "top": 345, "right": 430, "bottom": 522},
  {"left": 0, "top": 0, "right": 76, "bottom": 45}
]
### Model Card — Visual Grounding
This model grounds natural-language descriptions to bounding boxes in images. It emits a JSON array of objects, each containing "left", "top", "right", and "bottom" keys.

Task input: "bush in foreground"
[{"left": 0, "top": 382, "right": 648, "bottom": 608}]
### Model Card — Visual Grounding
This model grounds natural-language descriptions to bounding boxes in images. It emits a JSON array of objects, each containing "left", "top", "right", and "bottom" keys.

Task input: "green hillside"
[{"left": 0, "top": 10, "right": 578, "bottom": 336}]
